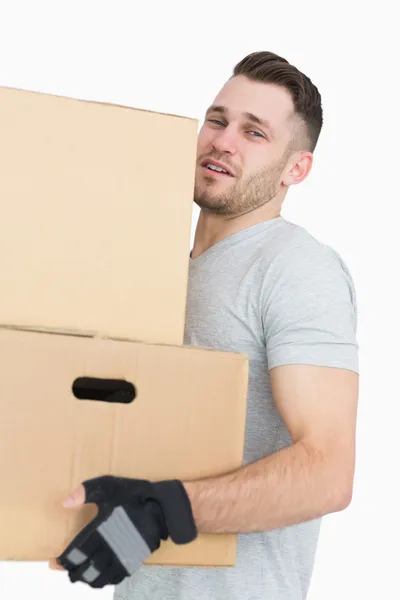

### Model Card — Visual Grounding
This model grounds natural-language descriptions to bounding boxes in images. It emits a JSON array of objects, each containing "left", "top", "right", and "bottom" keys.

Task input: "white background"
[{"left": 0, "top": 1, "right": 398, "bottom": 599}]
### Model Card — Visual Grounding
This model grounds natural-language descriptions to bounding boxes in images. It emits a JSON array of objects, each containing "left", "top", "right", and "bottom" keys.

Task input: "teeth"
[{"left": 206, "top": 163, "right": 228, "bottom": 174}]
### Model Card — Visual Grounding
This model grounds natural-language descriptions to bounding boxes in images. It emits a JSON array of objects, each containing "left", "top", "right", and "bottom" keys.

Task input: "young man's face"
[{"left": 194, "top": 75, "right": 302, "bottom": 217}]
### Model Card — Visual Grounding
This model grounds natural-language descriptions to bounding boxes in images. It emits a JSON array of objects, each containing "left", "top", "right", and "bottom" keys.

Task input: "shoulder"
[
  {"left": 258, "top": 218, "right": 358, "bottom": 324},
  {"left": 259, "top": 219, "right": 359, "bottom": 373},
  {"left": 259, "top": 217, "right": 355, "bottom": 285}
]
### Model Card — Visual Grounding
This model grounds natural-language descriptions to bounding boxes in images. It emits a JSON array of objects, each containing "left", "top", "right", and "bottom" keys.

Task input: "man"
[{"left": 53, "top": 51, "right": 359, "bottom": 599}]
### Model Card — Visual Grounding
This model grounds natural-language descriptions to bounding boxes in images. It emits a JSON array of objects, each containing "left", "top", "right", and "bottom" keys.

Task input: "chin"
[{"left": 193, "top": 194, "right": 232, "bottom": 216}]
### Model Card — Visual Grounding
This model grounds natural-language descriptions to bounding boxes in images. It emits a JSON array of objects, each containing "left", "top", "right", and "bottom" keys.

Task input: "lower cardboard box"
[{"left": 0, "top": 325, "right": 248, "bottom": 567}]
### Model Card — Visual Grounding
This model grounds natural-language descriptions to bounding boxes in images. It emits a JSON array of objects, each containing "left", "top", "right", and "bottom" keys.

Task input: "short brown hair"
[{"left": 233, "top": 51, "right": 323, "bottom": 152}]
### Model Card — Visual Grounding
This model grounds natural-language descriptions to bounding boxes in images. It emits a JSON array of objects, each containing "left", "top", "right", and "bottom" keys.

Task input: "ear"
[{"left": 282, "top": 151, "right": 313, "bottom": 186}]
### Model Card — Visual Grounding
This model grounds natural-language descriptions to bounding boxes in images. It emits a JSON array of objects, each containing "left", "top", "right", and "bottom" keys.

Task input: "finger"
[
  {"left": 63, "top": 484, "right": 86, "bottom": 508},
  {"left": 49, "top": 558, "right": 66, "bottom": 570},
  {"left": 71, "top": 549, "right": 112, "bottom": 585},
  {"left": 68, "top": 557, "right": 101, "bottom": 585},
  {"left": 57, "top": 508, "right": 110, "bottom": 572},
  {"left": 89, "top": 563, "right": 127, "bottom": 588}
]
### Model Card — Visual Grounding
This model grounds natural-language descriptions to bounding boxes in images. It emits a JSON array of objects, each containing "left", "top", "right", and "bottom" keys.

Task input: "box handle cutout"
[{"left": 72, "top": 377, "right": 136, "bottom": 404}]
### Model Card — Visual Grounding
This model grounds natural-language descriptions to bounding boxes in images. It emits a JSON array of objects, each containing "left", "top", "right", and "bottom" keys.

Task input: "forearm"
[{"left": 183, "top": 440, "right": 352, "bottom": 534}]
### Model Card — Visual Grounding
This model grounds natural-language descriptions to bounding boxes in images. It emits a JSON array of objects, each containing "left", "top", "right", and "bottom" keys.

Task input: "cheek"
[
  {"left": 243, "top": 147, "right": 273, "bottom": 174},
  {"left": 197, "top": 127, "right": 215, "bottom": 154}
]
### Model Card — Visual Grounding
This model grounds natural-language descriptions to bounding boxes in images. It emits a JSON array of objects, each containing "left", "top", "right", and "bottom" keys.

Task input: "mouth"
[{"left": 200, "top": 159, "right": 234, "bottom": 177}]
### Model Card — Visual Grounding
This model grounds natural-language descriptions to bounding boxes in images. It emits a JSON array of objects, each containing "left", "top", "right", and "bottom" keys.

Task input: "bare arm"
[{"left": 183, "top": 364, "right": 359, "bottom": 534}]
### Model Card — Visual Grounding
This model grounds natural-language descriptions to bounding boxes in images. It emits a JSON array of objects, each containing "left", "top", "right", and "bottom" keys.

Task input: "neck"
[{"left": 191, "top": 201, "right": 281, "bottom": 259}]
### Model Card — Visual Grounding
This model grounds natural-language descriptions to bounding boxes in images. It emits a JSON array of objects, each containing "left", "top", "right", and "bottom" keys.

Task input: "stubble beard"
[{"left": 193, "top": 160, "right": 286, "bottom": 218}]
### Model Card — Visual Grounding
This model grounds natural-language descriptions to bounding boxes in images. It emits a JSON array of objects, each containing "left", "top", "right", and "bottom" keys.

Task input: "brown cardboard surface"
[
  {"left": 0, "top": 86, "right": 197, "bottom": 345},
  {"left": 0, "top": 326, "right": 248, "bottom": 566}
]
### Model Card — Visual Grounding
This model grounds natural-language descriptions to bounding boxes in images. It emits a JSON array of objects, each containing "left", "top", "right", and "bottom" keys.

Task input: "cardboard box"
[
  {"left": 0, "top": 325, "right": 248, "bottom": 566},
  {"left": 0, "top": 86, "right": 197, "bottom": 346}
]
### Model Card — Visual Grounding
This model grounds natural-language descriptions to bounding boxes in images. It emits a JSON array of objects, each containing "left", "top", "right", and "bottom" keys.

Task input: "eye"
[
  {"left": 248, "top": 130, "right": 265, "bottom": 139},
  {"left": 207, "top": 119, "right": 226, "bottom": 127}
]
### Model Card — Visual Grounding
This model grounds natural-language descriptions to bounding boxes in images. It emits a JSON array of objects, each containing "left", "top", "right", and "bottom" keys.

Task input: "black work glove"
[{"left": 56, "top": 475, "right": 197, "bottom": 588}]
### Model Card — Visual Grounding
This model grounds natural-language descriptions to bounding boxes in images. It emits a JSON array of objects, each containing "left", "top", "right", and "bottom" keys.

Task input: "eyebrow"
[{"left": 206, "top": 105, "right": 275, "bottom": 138}]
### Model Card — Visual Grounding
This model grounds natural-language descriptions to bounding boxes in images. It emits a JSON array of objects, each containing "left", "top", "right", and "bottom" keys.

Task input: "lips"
[{"left": 200, "top": 159, "right": 234, "bottom": 177}]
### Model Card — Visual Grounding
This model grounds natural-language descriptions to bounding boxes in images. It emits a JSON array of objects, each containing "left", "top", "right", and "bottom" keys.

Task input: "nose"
[{"left": 211, "top": 125, "right": 238, "bottom": 155}]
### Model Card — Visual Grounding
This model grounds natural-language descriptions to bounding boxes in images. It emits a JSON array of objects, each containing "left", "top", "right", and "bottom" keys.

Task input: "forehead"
[{"left": 211, "top": 75, "right": 295, "bottom": 139}]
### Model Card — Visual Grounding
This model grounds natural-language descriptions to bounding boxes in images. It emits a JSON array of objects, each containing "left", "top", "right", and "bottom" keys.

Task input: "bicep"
[
  {"left": 270, "top": 364, "right": 359, "bottom": 504},
  {"left": 269, "top": 364, "right": 359, "bottom": 450}
]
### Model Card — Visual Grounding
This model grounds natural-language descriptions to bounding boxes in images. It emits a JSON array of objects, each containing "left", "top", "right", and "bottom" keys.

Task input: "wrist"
[
  {"left": 153, "top": 479, "right": 197, "bottom": 544},
  {"left": 182, "top": 481, "right": 195, "bottom": 502}
]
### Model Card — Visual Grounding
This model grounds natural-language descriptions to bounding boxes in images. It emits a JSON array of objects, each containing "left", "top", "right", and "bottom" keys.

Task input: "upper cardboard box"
[{"left": 0, "top": 86, "right": 197, "bottom": 345}]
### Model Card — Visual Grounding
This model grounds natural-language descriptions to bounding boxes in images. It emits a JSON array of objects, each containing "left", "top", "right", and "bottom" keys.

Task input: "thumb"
[{"left": 62, "top": 484, "right": 86, "bottom": 508}]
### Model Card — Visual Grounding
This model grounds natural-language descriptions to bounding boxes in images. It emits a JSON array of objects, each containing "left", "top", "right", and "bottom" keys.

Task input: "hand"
[{"left": 51, "top": 475, "right": 197, "bottom": 588}]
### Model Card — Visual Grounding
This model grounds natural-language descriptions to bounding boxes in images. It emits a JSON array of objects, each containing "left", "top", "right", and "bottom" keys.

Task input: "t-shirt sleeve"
[{"left": 261, "top": 243, "right": 359, "bottom": 373}]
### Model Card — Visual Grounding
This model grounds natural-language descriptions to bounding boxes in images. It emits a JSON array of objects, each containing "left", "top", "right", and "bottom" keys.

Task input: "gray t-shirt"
[{"left": 114, "top": 216, "right": 359, "bottom": 600}]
